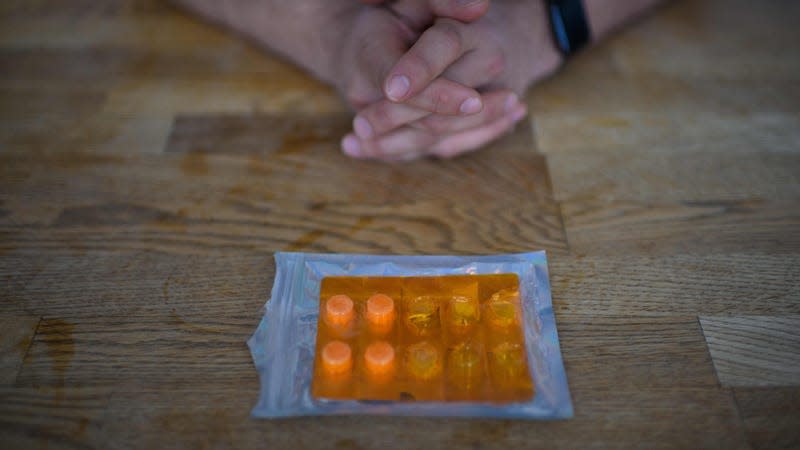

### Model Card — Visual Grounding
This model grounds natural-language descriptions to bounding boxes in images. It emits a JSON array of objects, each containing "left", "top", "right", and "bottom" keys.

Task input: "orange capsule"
[
  {"left": 324, "top": 294, "right": 354, "bottom": 329},
  {"left": 366, "top": 293, "right": 395, "bottom": 334},
  {"left": 321, "top": 340, "right": 353, "bottom": 376},
  {"left": 364, "top": 341, "right": 396, "bottom": 380}
]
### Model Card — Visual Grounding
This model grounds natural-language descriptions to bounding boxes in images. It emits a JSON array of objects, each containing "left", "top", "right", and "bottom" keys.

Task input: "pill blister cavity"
[
  {"left": 406, "top": 341, "right": 442, "bottom": 381},
  {"left": 404, "top": 296, "right": 440, "bottom": 337}
]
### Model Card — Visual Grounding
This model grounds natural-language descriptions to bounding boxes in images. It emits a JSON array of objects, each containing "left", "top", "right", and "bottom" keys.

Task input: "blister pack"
[{"left": 248, "top": 252, "right": 572, "bottom": 419}]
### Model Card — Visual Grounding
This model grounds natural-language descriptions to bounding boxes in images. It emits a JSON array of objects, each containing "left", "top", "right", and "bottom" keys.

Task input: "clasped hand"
[
  {"left": 173, "top": 0, "right": 561, "bottom": 161},
  {"left": 334, "top": 0, "right": 558, "bottom": 161}
]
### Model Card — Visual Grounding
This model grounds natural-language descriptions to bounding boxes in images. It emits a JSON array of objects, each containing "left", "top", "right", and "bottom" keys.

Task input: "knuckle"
[
  {"left": 405, "top": 52, "right": 436, "bottom": 81},
  {"left": 346, "top": 93, "right": 371, "bottom": 110},
  {"left": 343, "top": 80, "right": 379, "bottom": 110},
  {"left": 361, "top": 140, "right": 382, "bottom": 158},
  {"left": 420, "top": 116, "right": 446, "bottom": 134},
  {"left": 487, "top": 54, "right": 507, "bottom": 78},
  {"left": 419, "top": 132, "right": 438, "bottom": 149},
  {"left": 431, "top": 21, "right": 463, "bottom": 55},
  {"left": 431, "top": 89, "right": 452, "bottom": 114},
  {"left": 369, "top": 102, "right": 394, "bottom": 128}
]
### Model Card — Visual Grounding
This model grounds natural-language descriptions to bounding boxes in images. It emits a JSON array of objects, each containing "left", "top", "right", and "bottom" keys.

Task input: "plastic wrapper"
[{"left": 248, "top": 251, "right": 572, "bottom": 419}]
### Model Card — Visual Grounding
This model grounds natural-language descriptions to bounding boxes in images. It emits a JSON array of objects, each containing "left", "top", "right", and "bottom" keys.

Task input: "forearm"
[
  {"left": 583, "top": 0, "right": 664, "bottom": 39},
  {"left": 171, "top": 0, "right": 354, "bottom": 85},
  {"left": 502, "top": 0, "right": 664, "bottom": 91}
]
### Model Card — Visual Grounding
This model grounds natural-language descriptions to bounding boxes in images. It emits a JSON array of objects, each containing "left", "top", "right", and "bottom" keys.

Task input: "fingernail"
[
  {"left": 353, "top": 116, "right": 373, "bottom": 139},
  {"left": 504, "top": 94, "right": 519, "bottom": 112},
  {"left": 459, "top": 97, "right": 482, "bottom": 114},
  {"left": 342, "top": 134, "right": 361, "bottom": 156},
  {"left": 386, "top": 75, "right": 410, "bottom": 101}
]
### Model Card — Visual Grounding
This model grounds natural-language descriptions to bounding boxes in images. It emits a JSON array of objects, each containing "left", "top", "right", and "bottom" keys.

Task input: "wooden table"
[{"left": 1, "top": 0, "right": 799, "bottom": 448}]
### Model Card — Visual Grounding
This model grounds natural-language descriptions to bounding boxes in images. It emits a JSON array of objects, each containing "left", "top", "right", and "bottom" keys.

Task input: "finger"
[
  {"left": 355, "top": 88, "right": 513, "bottom": 140},
  {"left": 404, "top": 78, "right": 483, "bottom": 115},
  {"left": 341, "top": 128, "right": 437, "bottom": 161},
  {"left": 345, "top": 14, "right": 416, "bottom": 108},
  {"left": 389, "top": 0, "right": 490, "bottom": 28},
  {"left": 386, "top": 0, "right": 435, "bottom": 29},
  {"left": 383, "top": 19, "right": 474, "bottom": 102},
  {"left": 429, "top": 0, "right": 489, "bottom": 22},
  {"left": 430, "top": 104, "right": 528, "bottom": 158},
  {"left": 442, "top": 47, "right": 507, "bottom": 89},
  {"left": 413, "top": 90, "right": 518, "bottom": 134},
  {"left": 353, "top": 100, "right": 430, "bottom": 140}
]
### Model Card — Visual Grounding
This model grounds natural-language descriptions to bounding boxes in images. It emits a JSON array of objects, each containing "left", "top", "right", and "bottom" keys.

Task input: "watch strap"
[{"left": 547, "top": 0, "right": 590, "bottom": 57}]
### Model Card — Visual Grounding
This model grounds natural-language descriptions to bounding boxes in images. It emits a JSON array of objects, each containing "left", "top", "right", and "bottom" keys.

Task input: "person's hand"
[
  {"left": 333, "top": 4, "right": 531, "bottom": 161},
  {"left": 343, "top": 89, "right": 527, "bottom": 160},
  {"left": 345, "top": 0, "right": 525, "bottom": 161},
  {"left": 171, "top": 1, "right": 486, "bottom": 116},
  {"left": 331, "top": 6, "right": 488, "bottom": 117},
  {"left": 342, "top": 1, "right": 562, "bottom": 160},
  {"left": 359, "top": 0, "right": 490, "bottom": 26},
  {"left": 171, "top": 0, "right": 561, "bottom": 161}
]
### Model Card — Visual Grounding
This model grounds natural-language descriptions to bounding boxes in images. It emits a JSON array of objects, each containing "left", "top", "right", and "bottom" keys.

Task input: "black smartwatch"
[{"left": 546, "top": 0, "right": 590, "bottom": 57}]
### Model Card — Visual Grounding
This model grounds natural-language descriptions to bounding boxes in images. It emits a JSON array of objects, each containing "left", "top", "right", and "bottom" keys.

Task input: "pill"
[
  {"left": 447, "top": 295, "right": 480, "bottom": 334},
  {"left": 489, "top": 341, "right": 526, "bottom": 382},
  {"left": 448, "top": 341, "right": 483, "bottom": 389},
  {"left": 364, "top": 341, "right": 396, "bottom": 379},
  {"left": 321, "top": 340, "right": 353, "bottom": 375},
  {"left": 404, "top": 296, "right": 439, "bottom": 337},
  {"left": 366, "top": 293, "right": 395, "bottom": 334},
  {"left": 325, "top": 294, "right": 354, "bottom": 328},
  {"left": 405, "top": 341, "right": 441, "bottom": 381},
  {"left": 486, "top": 300, "right": 518, "bottom": 329}
]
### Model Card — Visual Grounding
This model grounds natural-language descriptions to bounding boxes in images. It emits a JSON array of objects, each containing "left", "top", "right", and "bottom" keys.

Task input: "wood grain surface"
[
  {"left": 700, "top": 316, "right": 800, "bottom": 387},
  {"left": 1, "top": 0, "right": 799, "bottom": 448}
]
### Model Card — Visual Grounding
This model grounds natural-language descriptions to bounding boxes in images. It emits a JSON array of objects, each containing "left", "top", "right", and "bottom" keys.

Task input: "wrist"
[{"left": 505, "top": 0, "right": 563, "bottom": 93}]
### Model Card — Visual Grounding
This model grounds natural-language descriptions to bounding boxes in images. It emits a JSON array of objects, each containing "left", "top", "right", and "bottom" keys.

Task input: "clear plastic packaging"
[{"left": 248, "top": 251, "right": 572, "bottom": 419}]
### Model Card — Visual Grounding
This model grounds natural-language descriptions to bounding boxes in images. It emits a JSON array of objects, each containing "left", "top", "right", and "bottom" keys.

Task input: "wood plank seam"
[
  {"left": 528, "top": 116, "right": 578, "bottom": 255},
  {"left": 729, "top": 388, "right": 755, "bottom": 450},
  {"left": 527, "top": 116, "right": 571, "bottom": 254},
  {"left": 696, "top": 315, "right": 755, "bottom": 446},
  {"left": 697, "top": 315, "right": 725, "bottom": 389},
  {"left": 699, "top": 316, "right": 800, "bottom": 387}
]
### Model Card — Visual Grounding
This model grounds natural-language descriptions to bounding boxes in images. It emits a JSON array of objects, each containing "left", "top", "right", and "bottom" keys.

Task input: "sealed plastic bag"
[{"left": 248, "top": 251, "right": 572, "bottom": 419}]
